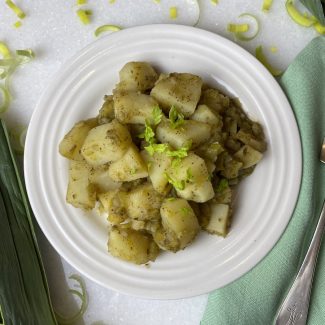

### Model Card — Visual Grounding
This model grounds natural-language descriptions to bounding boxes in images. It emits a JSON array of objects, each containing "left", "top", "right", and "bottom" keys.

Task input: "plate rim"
[{"left": 24, "top": 24, "right": 302, "bottom": 299}]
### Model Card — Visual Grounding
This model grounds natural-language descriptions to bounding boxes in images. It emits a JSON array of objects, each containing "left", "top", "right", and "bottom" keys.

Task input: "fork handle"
[{"left": 275, "top": 199, "right": 325, "bottom": 325}]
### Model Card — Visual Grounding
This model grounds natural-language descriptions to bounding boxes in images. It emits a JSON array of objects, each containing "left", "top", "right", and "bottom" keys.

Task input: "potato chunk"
[
  {"left": 114, "top": 91, "right": 159, "bottom": 125},
  {"left": 200, "top": 88, "right": 230, "bottom": 113},
  {"left": 151, "top": 73, "right": 203, "bottom": 117},
  {"left": 156, "top": 119, "right": 211, "bottom": 149},
  {"left": 190, "top": 104, "right": 222, "bottom": 126},
  {"left": 59, "top": 118, "right": 97, "bottom": 160},
  {"left": 108, "top": 227, "right": 159, "bottom": 264},
  {"left": 89, "top": 165, "right": 122, "bottom": 193},
  {"left": 167, "top": 153, "right": 214, "bottom": 203},
  {"left": 116, "top": 62, "right": 158, "bottom": 92},
  {"left": 97, "top": 95, "right": 115, "bottom": 125},
  {"left": 127, "top": 183, "right": 164, "bottom": 221},
  {"left": 203, "top": 203, "right": 231, "bottom": 237},
  {"left": 160, "top": 198, "right": 200, "bottom": 250},
  {"left": 81, "top": 119, "right": 132, "bottom": 166},
  {"left": 233, "top": 145, "right": 263, "bottom": 168},
  {"left": 108, "top": 145, "right": 148, "bottom": 182},
  {"left": 66, "top": 160, "right": 96, "bottom": 210}
]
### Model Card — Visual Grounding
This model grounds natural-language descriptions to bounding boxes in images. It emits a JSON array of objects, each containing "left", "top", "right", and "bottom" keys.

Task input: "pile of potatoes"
[{"left": 59, "top": 62, "right": 266, "bottom": 265}]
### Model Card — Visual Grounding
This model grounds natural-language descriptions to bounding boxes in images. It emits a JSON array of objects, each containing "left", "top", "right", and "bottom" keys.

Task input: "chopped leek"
[
  {"left": 210, "top": 0, "right": 219, "bottom": 5},
  {"left": 255, "top": 45, "right": 282, "bottom": 76},
  {"left": 262, "top": 0, "right": 273, "bottom": 12},
  {"left": 77, "top": 0, "right": 87, "bottom": 5},
  {"left": 5, "top": 0, "right": 25, "bottom": 19},
  {"left": 169, "top": 7, "right": 178, "bottom": 19},
  {"left": 0, "top": 43, "right": 11, "bottom": 59},
  {"left": 229, "top": 13, "right": 260, "bottom": 41},
  {"left": 314, "top": 21, "right": 325, "bottom": 34},
  {"left": 13, "top": 20, "right": 22, "bottom": 28},
  {"left": 151, "top": 106, "right": 163, "bottom": 126},
  {"left": 94, "top": 24, "right": 121, "bottom": 37},
  {"left": 0, "top": 119, "right": 58, "bottom": 324},
  {"left": 76, "top": 9, "right": 92, "bottom": 25},
  {"left": 166, "top": 141, "right": 192, "bottom": 159},
  {"left": 145, "top": 143, "right": 169, "bottom": 156},
  {"left": 54, "top": 274, "right": 88, "bottom": 325},
  {"left": 300, "top": 0, "right": 325, "bottom": 25},
  {"left": 164, "top": 172, "right": 185, "bottom": 191},
  {"left": 285, "top": 0, "right": 317, "bottom": 27},
  {"left": 227, "top": 23, "right": 249, "bottom": 33},
  {"left": 169, "top": 105, "right": 185, "bottom": 129},
  {"left": 109, "top": 0, "right": 116, "bottom": 3},
  {"left": 153, "top": 0, "right": 161, "bottom": 3}
]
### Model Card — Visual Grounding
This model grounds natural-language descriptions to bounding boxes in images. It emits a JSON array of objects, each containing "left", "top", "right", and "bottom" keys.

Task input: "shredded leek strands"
[
  {"left": 0, "top": 43, "right": 12, "bottom": 59},
  {"left": 227, "top": 23, "right": 249, "bottom": 33},
  {"left": 169, "top": 7, "right": 178, "bottom": 19},
  {"left": 285, "top": 0, "right": 317, "bottom": 27},
  {"left": 13, "top": 20, "right": 22, "bottom": 28},
  {"left": 255, "top": 46, "right": 282, "bottom": 76},
  {"left": 94, "top": 24, "right": 122, "bottom": 37},
  {"left": 228, "top": 13, "right": 260, "bottom": 41},
  {"left": 314, "top": 22, "right": 325, "bottom": 34},
  {"left": 5, "top": 0, "right": 25, "bottom": 19},
  {"left": 262, "top": 0, "right": 273, "bottom": 12},
  {"left": 0, "top": 85, "right": 11, "bottom": 114},
  {"left": 54, "top": 275, "right": 88, "bottom": 325},
  {"left": 76, "top": 9, "right": 92, "bottom": 25}
]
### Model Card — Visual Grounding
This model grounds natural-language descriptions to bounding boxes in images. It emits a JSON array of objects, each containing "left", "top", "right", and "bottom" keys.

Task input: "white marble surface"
[{"left": 0, "top": 1, "right": 319, "bottom": 324}]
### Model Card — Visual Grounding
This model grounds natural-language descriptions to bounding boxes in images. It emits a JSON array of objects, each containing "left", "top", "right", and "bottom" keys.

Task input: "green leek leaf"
[{"left": 300, "top": 0, "right": 325, "bottom": 25}]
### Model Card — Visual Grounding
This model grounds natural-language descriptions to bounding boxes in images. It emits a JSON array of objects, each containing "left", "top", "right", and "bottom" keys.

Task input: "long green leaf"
[
  {"left": 300, "top": 0, "right": 325, "bottom": 25},
  {"left": 0, "top": 119, "right": 57, "bottom": 325}
]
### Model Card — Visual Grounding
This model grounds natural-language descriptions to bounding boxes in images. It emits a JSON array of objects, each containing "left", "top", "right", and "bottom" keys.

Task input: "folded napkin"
[{"left": 202, "top": 36, "right": 325, "bottom": 325}]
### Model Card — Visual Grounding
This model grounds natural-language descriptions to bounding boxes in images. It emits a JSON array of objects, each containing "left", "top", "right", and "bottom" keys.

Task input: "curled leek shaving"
[
  {"left": 5, "top": 0, "right": 25, "bottom": 19},
  {"left": 94, "top": 24, "right": 121, "bottom": 37},
  {"left": 76, "top": 9, "right": 92, "bottom": 25},
  {"left": 169, "top": 7, "right": 178, "bottom": 19},
  {"left": 228, "top": 13, "right": 260, "bottom": 41},
  {"left": 54, "top": 274, "right": 88, "bottom": 325},
  {"left": 285, "top": 0, "right": 317, "bottom": 27},
  {"left": 262, "top": 0, "right": 273, "bottom": 12},
  {"left": 314, "top": 22, "right": 325, "bottom": 34},
  {"left": 255, "top": 45, "right": 282, "bottom": 77}
]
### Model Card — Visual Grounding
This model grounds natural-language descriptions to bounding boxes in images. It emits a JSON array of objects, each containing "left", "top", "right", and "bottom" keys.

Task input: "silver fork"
[{"left": 275, "top": 137, "right": 325, "bottom": 325}]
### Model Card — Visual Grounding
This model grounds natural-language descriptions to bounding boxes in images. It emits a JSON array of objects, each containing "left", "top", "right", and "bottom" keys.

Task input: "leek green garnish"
[
  {"left": 300, "top": 0, "right": 325, "bottom": 25},
  {"left": 54, "top": 274, "right": 88, "bottom": 325},
  {"left": 13, "top": 20, "right": 22, "bottom": 28},
  {"left": 255, "top": 45, "right": 282, "bottom": 77},
  {"left": 186, "top": 168, "right": 194, "bottom": 182},
  {"left": 216, "top": 178, "right": 229, "bottom": 192},
  {"left": 181, "top": 207, "right": 190, "bottom": 214},
  {"left": 145, "top": 143, "right": 169, "bottom": 156},
  {"left": 138, "top": 122, "right": 155, "bottom": 143},
  {"left": 76, "top": 9, "right": 92, "bottom": 25},
  {"left": 169, "top": 7, "right": 178, "bottom": 19},
  {"left": 230, "top": 13, "right": 260, "bottom": 41},
  {"left": 314, "top": 21, "right": 325, "bottom": 33},
  {"left": 0, "top": 119, "right": 58, "bottom": 324},
  {"left": 227, "top": 23, "right": 249, "bottom": 33},
  {"left": 94, "top": 25, "right": 121, "bottom": 37},
  {"left": 285, "top": 0, "right": 317, "bottom": 27},
  {"left": 5, "top": 0, "right": 25, "bottom": 19},
  {"left": 169, "top": 105, "right": 185, "bottom": 129},
  {"left": 166, "top": 140, "right": 192, "bottom": 159},
  {"left": 262, "top": 0, "right": 273, "bottom": 12},
  {"left": 164, "top": 172, "right": 185, "bottom": 191}
]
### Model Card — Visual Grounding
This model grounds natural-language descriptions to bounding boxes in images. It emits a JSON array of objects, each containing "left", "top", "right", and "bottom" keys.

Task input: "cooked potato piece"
[
  {"left": 152, "top": 224, "right": 180, "bottom": 252},
  {"left": 108, "top": 145, "right": 148, "bottom": 182},
  {"left": 195, "top": 142, "right": 224, "bottom": 162},
  {"left": 190, "top": 104, "right": 222, "bottom": 127},
  {"left": 156, "top": 119, "right": 211, "bottom": 149},
  {"left": 141, "top": 150, "right": 172, "bottom": 195},
  {"left": 214, "top": 179, "right": 232, "bottom": 204},
  {"left": 81, "top": 119, "right": 132, "bottom": 166},
  {"left": 203, "top": 203, "right": 231, "bottom": 237},
  {"left": 98, "top": 190, "right": 128, "bottom": 224},
  {"left": 116, "top": 62, "right": 158, "bottom": 92},
  {"left": 151, "top": 73, "right": 203, "bottom": 117},
  {"left": 108, "top": 227, "right": 159, "bottom": 264},
  {"left": 127, "top": 183, "right": 163, "bottom": 221},
  {"left": 233, "top": 145, "right": 263, "bottom": 168},
  {"left": 66, "top": 160, "right": 96, "bottom": 210},
  {"left": 160, "top": 198, "right": 200, "bottom": 250},
  {"left": 97, "top": 95, "right": 115, "bottom": 125},
  {"left": 200, "top": 88, "right": 230, "bottom": 113},
  {"left": 89, "top": 165, "right": 122, "bottom": 193},
  {"left": 114, "top": 91, "right": 159, "bottom": 125},
  {"left": 220, "top": 157, "right": 243, "bottom": 179},
  {"left": 59, "top": 118, "right": 97, "bottom": 160},
  {"left": 167, "top": 153, "right": 214, "bottom": 203}
]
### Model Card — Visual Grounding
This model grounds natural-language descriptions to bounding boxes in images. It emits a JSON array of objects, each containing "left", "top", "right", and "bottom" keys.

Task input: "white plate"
[{"left": 24, "top": 25, "right": 301, "bottom": 299}]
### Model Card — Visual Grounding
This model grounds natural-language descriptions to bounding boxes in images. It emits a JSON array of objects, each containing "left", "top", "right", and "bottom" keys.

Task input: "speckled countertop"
[{"left": 0, "top": 1, "right": 319, "bottom": 324}]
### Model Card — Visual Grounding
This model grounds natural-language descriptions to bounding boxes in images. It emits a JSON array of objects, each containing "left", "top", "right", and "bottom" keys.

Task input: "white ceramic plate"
[{"left": 24, "top": 25, "right": 301, "bottom": 299}]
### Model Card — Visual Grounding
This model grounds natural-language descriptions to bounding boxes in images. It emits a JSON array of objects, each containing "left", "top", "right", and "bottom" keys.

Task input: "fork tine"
[{"left": 321, "top": 137, "right": 325, "bottom": 164}]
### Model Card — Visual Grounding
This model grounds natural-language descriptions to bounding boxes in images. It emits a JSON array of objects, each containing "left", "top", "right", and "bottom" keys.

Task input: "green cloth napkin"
[{"left": 202, "top": 36, "right": 325, "bottom": 325}]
